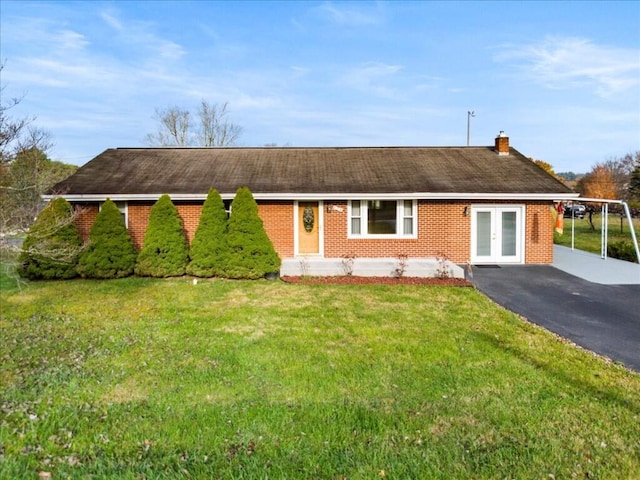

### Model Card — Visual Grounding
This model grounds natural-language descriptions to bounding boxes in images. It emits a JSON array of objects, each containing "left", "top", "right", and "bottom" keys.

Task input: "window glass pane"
[
  {"left": 351, "top": 200, "right": 360, "bottom": 216},
  {"left": 403, "top": 200, "right": 413, "bottom": 234},
  {"left": 404, "top": 200, "right": 413, "bottom": 217},
  {"left": 367, "top": 200, "right": 396, "bottom": 234},
  {"left": 476, "top": 211, "right": 492, "bottom": 256},
  {"left": 351, "top": 218, "right": 361, "bottom": 235},
  {"left": 403, "top": 218, "right": 413, "bottom": 235},
  {"left": 501, "top": 211, "right": 517, "bottom": 256}
]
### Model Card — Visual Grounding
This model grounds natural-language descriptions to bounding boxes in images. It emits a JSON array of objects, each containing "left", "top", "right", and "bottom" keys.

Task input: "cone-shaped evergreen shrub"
[
  {"left": 77, "top": 199, "right": 137, "bottom": 278},
  {"left": 135, "top": 194, "right": 188, "bottom": 277},
  {"left": 224, "top": 187, "right": 281, "bottom": 279},
  {"left": 186, "top": 189, "right": 229, "bottom": 277},
  {"left": 18, "top": 197, "right": 82, "bottom": 280}
]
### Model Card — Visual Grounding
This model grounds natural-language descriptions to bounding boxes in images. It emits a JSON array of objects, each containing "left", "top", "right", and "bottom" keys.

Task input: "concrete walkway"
[{"left": 552, "top": 245, "right": 640, "bottom": 285}]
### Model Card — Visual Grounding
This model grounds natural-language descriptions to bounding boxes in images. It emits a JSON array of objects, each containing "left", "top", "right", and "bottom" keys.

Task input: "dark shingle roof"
[{"left": 51, "top": 146, "right": 573, "bottom": 197}]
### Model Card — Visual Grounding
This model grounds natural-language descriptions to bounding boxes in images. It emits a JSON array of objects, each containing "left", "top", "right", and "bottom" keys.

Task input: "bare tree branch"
[
  {"left": 145, "top": 106, "right": 192, "bottom": 146},
  {"left": 0, "top": 62, "right": 36, "bottom": 163},
  {"left": 197, "top": 100, "right": 242, "bottom": 147},
  {"left": 145, "top": 100, "right": 242, "bottom": 147}
]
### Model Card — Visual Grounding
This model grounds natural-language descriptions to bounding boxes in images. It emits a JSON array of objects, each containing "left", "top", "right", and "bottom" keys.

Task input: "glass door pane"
[
  {"left": 501, "top": 211, "right": 517, "bottom": 257},
  {"left": 476, "top": 211, "right": 492, "bottom": 257}
]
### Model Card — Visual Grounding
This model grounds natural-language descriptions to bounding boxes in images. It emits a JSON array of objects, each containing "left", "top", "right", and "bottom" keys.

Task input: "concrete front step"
[{"left": 280, "top": 257, "right": 464, "bottom": 278}]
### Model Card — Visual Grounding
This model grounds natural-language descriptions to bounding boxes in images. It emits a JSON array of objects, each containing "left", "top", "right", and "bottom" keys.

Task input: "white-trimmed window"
[
  {"left": 348, "top": 200, "right": 417, "bottom": 238},
  {"left": 100, "top": 201, "right": 128, "bottom": 227}
]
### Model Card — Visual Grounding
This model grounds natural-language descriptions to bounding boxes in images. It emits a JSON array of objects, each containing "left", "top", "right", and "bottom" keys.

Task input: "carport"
[{"left": 562, "top": 197, "right": 640, "bottom": 263}]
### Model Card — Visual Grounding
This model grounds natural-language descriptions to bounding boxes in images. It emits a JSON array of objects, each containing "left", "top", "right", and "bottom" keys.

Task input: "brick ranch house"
[{"left": 48, "top": 133, "right": 577, "bottom": 275}]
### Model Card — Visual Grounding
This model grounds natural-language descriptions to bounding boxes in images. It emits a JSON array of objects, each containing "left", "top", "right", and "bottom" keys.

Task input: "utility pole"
[{"left": 467, "top": 110, "right": 475, "bottom": 146}]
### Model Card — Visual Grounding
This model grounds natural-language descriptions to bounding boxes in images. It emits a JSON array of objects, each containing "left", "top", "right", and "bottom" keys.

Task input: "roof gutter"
[{"left": 43, "top": 192, "right": 580, "bottom": 202}]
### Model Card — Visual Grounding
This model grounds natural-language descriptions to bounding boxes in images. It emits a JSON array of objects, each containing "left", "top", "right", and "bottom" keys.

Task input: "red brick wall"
[
  {"left": 72, "top": 199, "right": 555, "bottom": 264},
  {"left": 323, "top": 199, "right": 555, "bottom": 264},
  {"left": 128, "top": 203, "right": 152, "bottom": 251},
  {"left": 118, "top": 200, "right": 295, "bottom": 256},
  {"left": 74, "top": 204, "right": 99, "bottom": 243},
  {"left": 525, "top": 202, "right": 554, "bottom": 263},
  {"left": 324, "top": 200, "right": 471, "bottom": 262},
  {"left": 258, "top": 201, "right": 295, "bottom": 258}
]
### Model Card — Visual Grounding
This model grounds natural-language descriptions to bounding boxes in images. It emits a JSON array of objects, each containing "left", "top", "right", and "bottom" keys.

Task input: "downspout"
[{"left": 622, "top": 201, "right": 640, "bottom": 264}]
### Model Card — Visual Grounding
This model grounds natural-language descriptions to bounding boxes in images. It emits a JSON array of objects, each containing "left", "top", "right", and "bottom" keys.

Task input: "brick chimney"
[{"left": 495, "top": 131, "right": 509, "bottom": 156}]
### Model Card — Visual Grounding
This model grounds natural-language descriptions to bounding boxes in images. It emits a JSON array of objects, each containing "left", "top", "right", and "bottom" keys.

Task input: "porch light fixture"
[{"left": 463, "top": 206, "right": 469, "bottom": 216}]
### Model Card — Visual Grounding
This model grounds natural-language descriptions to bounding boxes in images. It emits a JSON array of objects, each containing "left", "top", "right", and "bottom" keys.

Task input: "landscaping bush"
[
  {"left": 607, "top": 241, "right": 639, "bottom": 263},
  {"left": 18, "top": 197, "right": 82, "bottom": 280},
  {"left": 77, "top": 199, "right": 137, "bottom": 278},
  {"left": 186, "top": 188, "right": 229, "bottom": 277},
  {"left": 135, "top": 194, "right": 188, "bottom": 277},
  {"left": 224, "top": 187, "right": 281, "bottom": 279}
]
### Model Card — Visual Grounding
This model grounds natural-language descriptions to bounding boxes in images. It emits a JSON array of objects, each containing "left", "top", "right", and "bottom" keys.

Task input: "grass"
[
  {"left": 1, "top": 272, "right": 640, "bottom": 478},
  {"left": 554, "top": 213, "right": 640, "bottom": 257}
]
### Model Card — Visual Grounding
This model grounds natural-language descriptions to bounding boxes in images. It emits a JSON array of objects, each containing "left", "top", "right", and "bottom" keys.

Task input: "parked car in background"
[{"left": 564, "top": 203, "right": 586, "bottom": 219}]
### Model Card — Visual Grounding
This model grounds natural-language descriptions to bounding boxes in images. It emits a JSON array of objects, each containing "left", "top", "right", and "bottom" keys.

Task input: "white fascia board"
[
  {"left": 42, "top": 193, "right": 210, "bottom": 202},
  {"left": 253, "top": 192, "right": 580, "bottom": 201},
  {"left": 43, "top": 191, "right": 580, "bottom": 202},
  {"left": 573, "top": 197, "right": 624, "bottom": 205}
]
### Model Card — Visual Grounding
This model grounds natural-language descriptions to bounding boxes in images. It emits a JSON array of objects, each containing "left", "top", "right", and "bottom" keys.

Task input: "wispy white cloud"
[
  {"left": 314, "top": 1, "right": 384, "bottom": 26},
  {"left": 97, "top": 9, "right": 186, "bottom": 61},
  {"left": 338, "top": 62, "right": 404, "bottom": 98},
  {"left": 55, "top": 29, "right": 89, "bottom": 51},
  {"left": 99, "top": 10, "right": 123, "bottom": 31},
  {"left": 495, "top": 36, "right": 640, "bottom": 97}
]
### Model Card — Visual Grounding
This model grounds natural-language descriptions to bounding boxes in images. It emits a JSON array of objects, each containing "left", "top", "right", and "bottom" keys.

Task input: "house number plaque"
[{"left": 303, "top": 205, "right": 314, "bottom": 232}]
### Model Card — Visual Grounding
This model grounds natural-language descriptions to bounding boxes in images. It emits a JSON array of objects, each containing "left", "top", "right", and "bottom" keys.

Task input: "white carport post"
[
  {"left": 622, "top": 201, "right": 640, "bottom": 263},
  {"left": 601, "top": 203, "right": 608, "bottom": 259},
  {"left": 573, "top": 197, "right": 640, "bottom": 264}
]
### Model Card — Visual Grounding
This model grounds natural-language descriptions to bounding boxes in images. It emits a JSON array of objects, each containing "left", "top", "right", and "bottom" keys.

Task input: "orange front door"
[{"left": 298, "top": 202, "right": 319, "bottom": 255}]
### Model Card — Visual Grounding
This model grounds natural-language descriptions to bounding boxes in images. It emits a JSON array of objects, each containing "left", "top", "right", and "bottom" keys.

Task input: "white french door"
[{"left": 471, "top": 206, "right": 524, "bottom": 263}]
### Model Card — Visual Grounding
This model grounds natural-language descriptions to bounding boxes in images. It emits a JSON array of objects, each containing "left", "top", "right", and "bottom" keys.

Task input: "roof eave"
[{"left": 43, "top": 192, "right": 580, "bottom": 202}]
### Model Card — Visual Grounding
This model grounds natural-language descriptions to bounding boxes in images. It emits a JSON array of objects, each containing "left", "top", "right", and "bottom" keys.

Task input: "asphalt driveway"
[{"left": 471, "top": 265, "right": 640, "bottom": 372}]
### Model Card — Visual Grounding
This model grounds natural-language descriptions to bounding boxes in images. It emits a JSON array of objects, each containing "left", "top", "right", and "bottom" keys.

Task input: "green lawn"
[
  {"left": 554, "top": 213, "right": 640, "bottom": 257},
  {"left": 1, "top": 274, "right": 639, "bottom": 478}
]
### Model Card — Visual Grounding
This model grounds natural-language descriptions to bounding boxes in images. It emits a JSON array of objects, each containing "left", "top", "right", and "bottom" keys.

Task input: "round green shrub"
[
  {"left": 77, "top": 199, "right": 137, "bottom": 278},
  {"left": 186, "top": 189, "right": 229, "bottom": 277},
  {"left": 18, "top": 197, "right": 82, "bottom": 280},
  {"left": 135, "top": 194, "right": 188, "bottom": 277},
  {"left": 224, "top": 187, "right": 281, "bottom": 279}
]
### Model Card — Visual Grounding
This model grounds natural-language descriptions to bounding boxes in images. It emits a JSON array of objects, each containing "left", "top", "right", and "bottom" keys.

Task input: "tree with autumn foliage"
[
  {"left": 530, "top": 158, "right": 556, "bottom": 177},
  {"left": 576, "top": 165, "right": 618, "bottom": 230},
  {"left": 577, "top": 165, "right": 617, "bottom": 200}
]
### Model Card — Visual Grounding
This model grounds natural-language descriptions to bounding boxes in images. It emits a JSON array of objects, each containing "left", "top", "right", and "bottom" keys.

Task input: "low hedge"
[{"left": 607, "top": 241, "right": 639, "bottom": 263}]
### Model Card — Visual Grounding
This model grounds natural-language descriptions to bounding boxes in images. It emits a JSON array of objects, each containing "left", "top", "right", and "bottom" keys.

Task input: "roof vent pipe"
[{"left": 495, "top": 132, "right": 509, "bottom": 156}]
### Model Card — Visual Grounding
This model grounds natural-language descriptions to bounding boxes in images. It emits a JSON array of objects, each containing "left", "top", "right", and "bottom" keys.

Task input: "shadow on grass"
[{"left": 474, "top": 331, "right": 640, "bottom": 415}]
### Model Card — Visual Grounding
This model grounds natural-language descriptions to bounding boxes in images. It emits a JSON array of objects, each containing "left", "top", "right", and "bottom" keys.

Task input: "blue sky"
[{"left": 1, "top": 1, "right": 639, "bottom": 173}]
